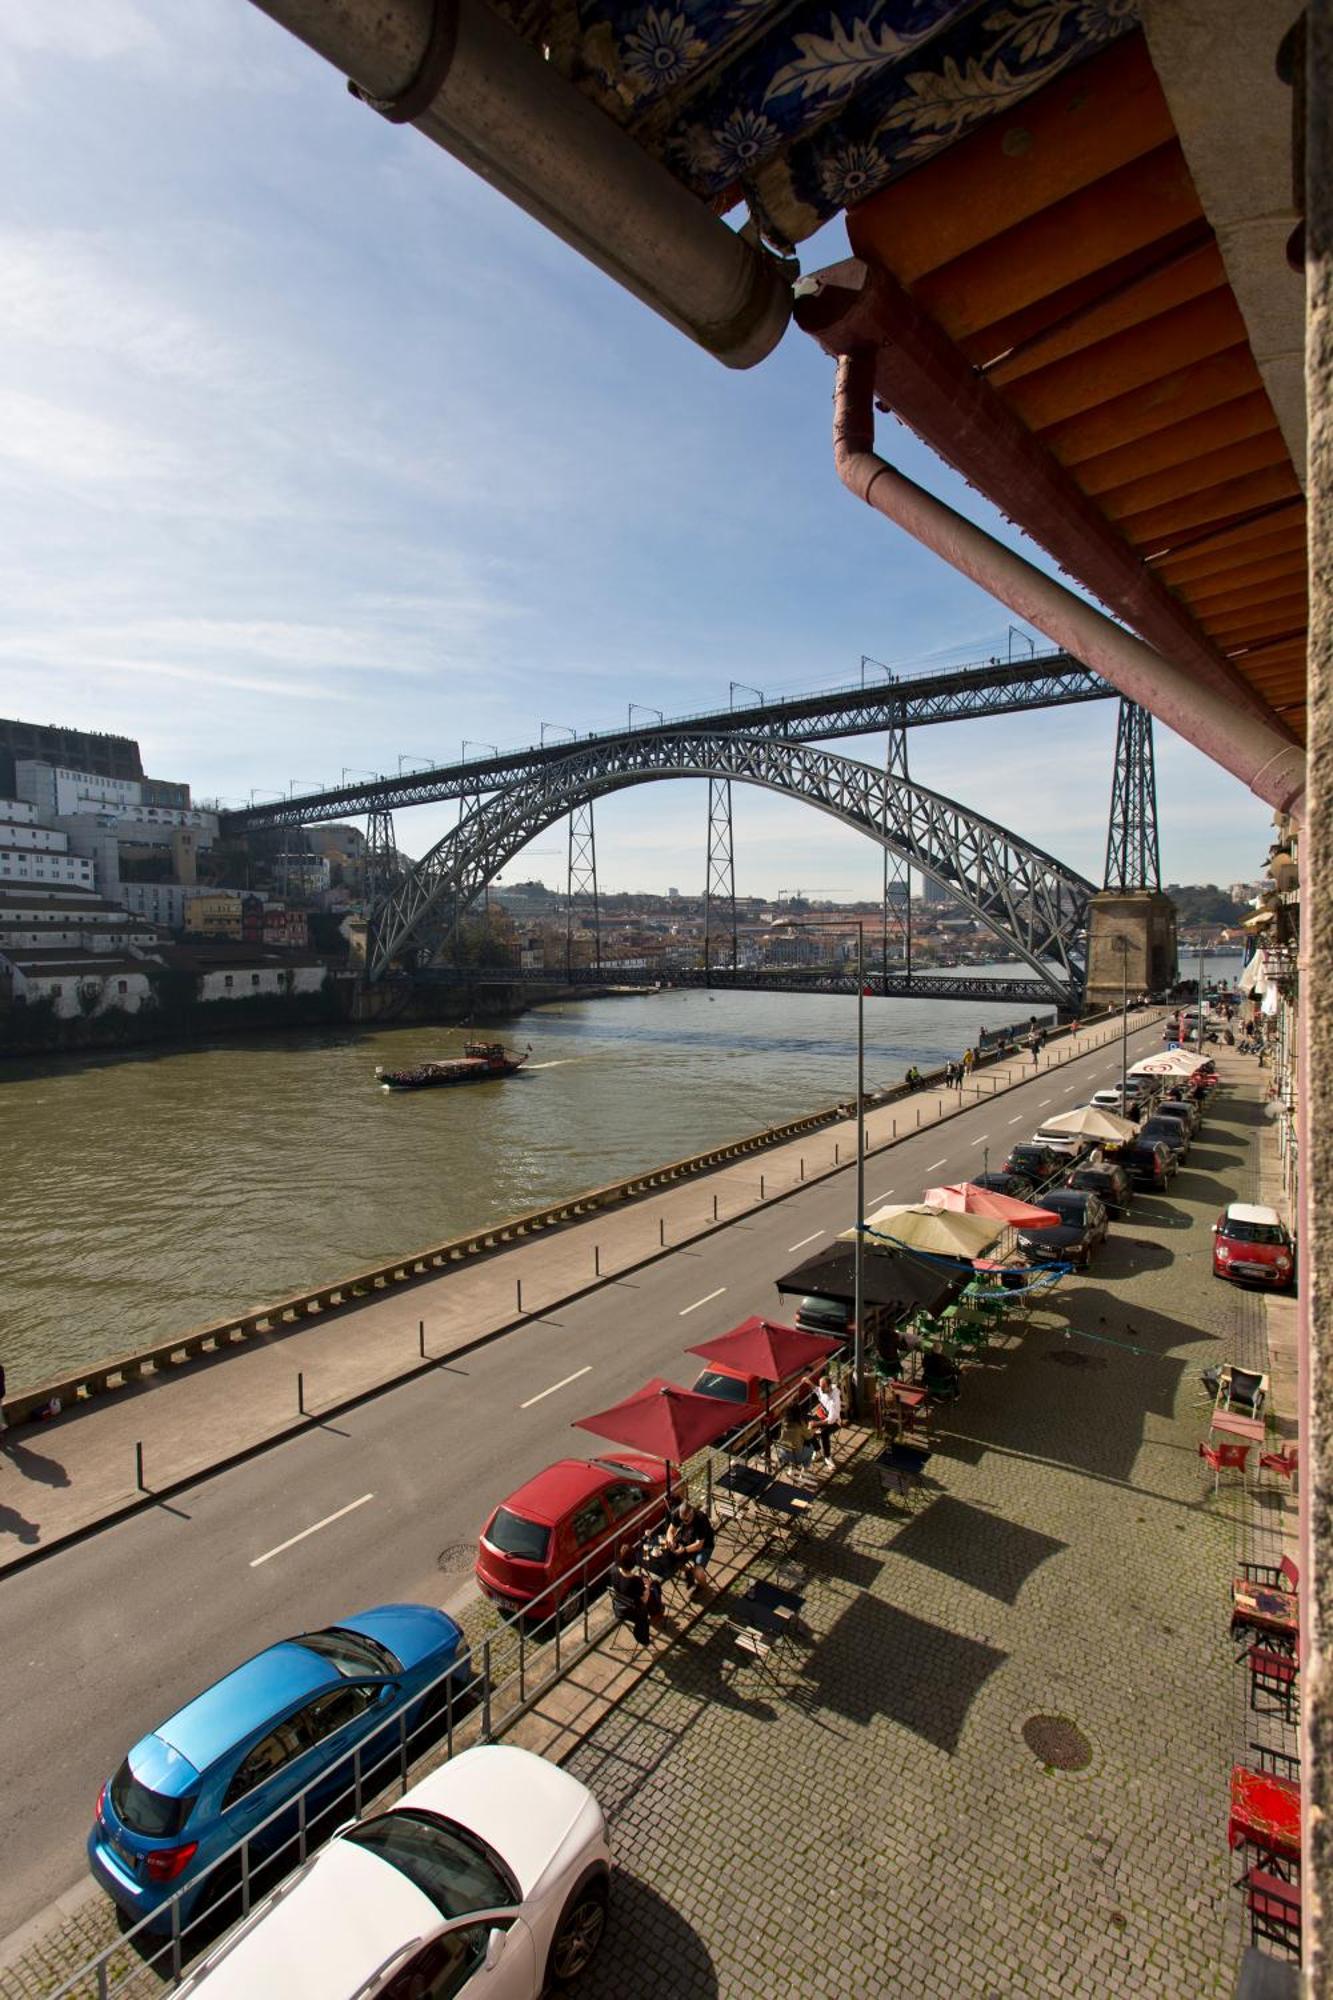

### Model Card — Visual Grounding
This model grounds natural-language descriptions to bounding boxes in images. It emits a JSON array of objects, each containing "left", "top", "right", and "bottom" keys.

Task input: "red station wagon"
[{"left": 475, "top": 1455, "right": 668, "bottom": 1620}]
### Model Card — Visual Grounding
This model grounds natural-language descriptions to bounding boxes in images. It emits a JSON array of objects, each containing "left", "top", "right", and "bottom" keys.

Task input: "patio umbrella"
[
  {"left": 922, "top": 1181, "right": 1061, "bottom": 1227},
  {"left": 686, "top": 1316, "right": 843, "bottom": 1467},
  {"left": 1036, "top": 1104, "right": 1138, "bottom": 1142},
  {"left": 572, "top": 1377, "right": 737, "bottom": 1499},
  {"left": 840, "top": 1203, "right": 1003, "bottom": 1259},
  {"left": 1130, "top": 1050, "right": 1208, "bottom": 1077}
]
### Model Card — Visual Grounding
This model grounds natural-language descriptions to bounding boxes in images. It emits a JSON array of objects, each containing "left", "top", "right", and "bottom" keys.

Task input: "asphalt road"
[{"left": 0, "top": 1023, "right": 1162, "bottom": 1940}]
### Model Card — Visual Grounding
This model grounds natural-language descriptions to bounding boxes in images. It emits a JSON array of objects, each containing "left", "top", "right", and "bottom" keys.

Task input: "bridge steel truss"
[
  {"left": 368, "top": 734, "right": 1094, "bottom": 998},
  {"left": 1103, "top": 698, "right": 1162, "bottom": 892},
  {"left": 222, "top": 651, "right": 1109, "bottom": 837}
]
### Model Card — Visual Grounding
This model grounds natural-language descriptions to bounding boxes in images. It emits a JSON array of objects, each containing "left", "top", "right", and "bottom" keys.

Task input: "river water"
[{"left": 0, "top": 960, "right": 1242, "bottom": 1390}]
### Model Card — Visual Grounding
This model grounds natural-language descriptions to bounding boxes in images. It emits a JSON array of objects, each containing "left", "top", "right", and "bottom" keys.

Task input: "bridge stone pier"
[{"left": 1084, "top": 891, "right": 1178, "bottom": 1011}]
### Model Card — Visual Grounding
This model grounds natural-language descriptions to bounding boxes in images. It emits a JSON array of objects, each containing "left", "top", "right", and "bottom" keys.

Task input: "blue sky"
[{"left": 0, "top": 0, "right": 1271, "bottom": 899}]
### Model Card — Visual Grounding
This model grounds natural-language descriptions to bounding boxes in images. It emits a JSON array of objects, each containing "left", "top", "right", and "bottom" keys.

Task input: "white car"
[
  {"left": 177, "top": 1745, "right": 611, "bottom": 1999},
  {"left": 1030, "top": 1125, "right": 1094, "bottom": 1158}
]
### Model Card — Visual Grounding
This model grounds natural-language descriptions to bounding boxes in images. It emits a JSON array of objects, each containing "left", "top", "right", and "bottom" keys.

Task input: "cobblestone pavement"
[
  {"left": 2, "top": 1053, "right": 1273, "bottom": 1999},
  {"left": 565, "top": 1066, "right": 1270, "bottom": 1999}
]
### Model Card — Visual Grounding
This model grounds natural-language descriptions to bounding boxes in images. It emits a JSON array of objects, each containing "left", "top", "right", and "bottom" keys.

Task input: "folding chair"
[
  {"left": 1248, "top": 1641, "right": 1300, "bottom": 1722},
  {"left": 1237, "top": 1553, "right": 1299, "bottom": 1595},
  {"left": 1243, "top": 1867, "right": 1302, "bottom": 1958}
]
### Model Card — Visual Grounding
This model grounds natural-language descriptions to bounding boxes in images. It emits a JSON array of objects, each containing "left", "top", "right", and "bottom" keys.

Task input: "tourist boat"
[{"left": 375, "top": 1041, "right": 532, "bottom": 1091}]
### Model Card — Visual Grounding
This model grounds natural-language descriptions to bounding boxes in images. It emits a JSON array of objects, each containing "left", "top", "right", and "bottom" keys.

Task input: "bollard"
[
  {"left": 297, "top": 1372, "right": 306, "bottom": 1415},
  {"left": 760, "top": 1174, "right": 766, "bottom": 1199},
  {"left": 892, "top": 1117, "right": 896, "bottom": 1138},
  {"left": 135, "top": 1440, "right": 146, "bottom": 1493},
  {"left": 418, "top": 1320, "right": 426, "bottom": 1359},
  {"left": 659, "top": 1217, "right": 666, "bottom": 1247},
  {"left": 594, "top": 1243, "right": 601, "bottom": 1275},
  {"left": 834, "top": 1141, "right": 840, "bottom": 1164},
  {"left": 916, "top": 1105, "right": 921, "bottom": 1127},
  {"left": 712, "top": 1194, "right": 718, "bottom": 1221},
  {"left": 800, "top": 1156, "right": 805, "bottom": 1181},
  {"left": 516, "top": 1277, "right": 523, "bottom": 1314}
]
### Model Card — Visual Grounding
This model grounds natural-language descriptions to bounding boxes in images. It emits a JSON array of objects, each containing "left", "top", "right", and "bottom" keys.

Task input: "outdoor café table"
[
  {"left": 641, "top": 1539, "right": 691, "bottom": 1600},
  {"left": 1231, "top": 1581, "right": 1299, "bottom": 1648},
  {"left": 728, "top": 1595, "right": 797, "bottom": 1666},
  {"left": 1212, "top": 1410, "right": 1267, "bottom": 1444},
  {"left": 889, "top": 1382, "right": 930, "bottom": 1438},
  {"left": 876, "top": 1440, "right": 933, "bottom": 1500},
  {"left": 1228, "top": 1766, "right": 1301, "bottom": 1874}
]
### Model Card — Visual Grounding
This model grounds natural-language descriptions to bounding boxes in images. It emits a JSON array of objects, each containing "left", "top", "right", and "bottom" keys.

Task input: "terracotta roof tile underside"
[{"left": 845, "top": 31, "right": 1307, "bottom": 739}]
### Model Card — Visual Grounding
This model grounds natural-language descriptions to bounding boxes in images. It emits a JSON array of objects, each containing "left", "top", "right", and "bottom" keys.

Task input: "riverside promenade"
[
  {"left": 0, "top": 1012, "right": 1157, "bottom": 1571},
  {"left": 0, "top": 1040, "right": 1291, "bottom": 2000}
]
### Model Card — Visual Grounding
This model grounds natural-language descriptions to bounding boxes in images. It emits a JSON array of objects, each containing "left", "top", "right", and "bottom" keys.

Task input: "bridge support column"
[
  {"left": 566, "top": 800, "right": 600, "bottom": 974},
  {"left": 1084, "top": 892, "right": 1177, "bottom": 1011},
  {"left": 882, "top": 725, "right": 911, "bottom": 982},
  {"left": 703, "top": 777, "right": 737, "bottom": 977}
]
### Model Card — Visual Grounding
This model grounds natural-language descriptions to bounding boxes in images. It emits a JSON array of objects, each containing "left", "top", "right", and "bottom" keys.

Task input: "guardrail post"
[
  {"left": 447, "top": 1667, "right": 455, "bottom": 1759},
  {"left": 759, "top": 1174, "right": 766, "bottom": 1199},
  {"left": 298, "top": 1371, "right": 305, "bottom": 1415},
  {"left": 799, "top": 1156, "right": 805, "bottom": 1180},
  {"left": 594, "top": 1243, "right": 601, "bottom": 1275},
  {"left": 834, "top": 1141, "right": 840, "bottom": 1163},
  {"left": 916, "top": 1106, "right": 921, "bottom": 1127},
  {"left": 519, "top": 1620, "right": 526, "bottom": 1704},
  {"left": 241, "top": 1838, "right": 252, "bottom": 1916},
  {"left": 712, "top": 1194, "right": 719, "bottom": 1220},
  {"left": 298, "top": 1787, "right": 309, "bottom": 1857},
  {"left": 482, "top": 1641, "right": 492, "bottom": 1740},
  {"left": 354, "top": 1741, "right": 363, "bottom": 1815},
  {"left": 135, "top": 1440, "right": 146, "bottom": 1493},
  {"left": 170, "top": 1888, "right": 182, "bottom": 1982}
]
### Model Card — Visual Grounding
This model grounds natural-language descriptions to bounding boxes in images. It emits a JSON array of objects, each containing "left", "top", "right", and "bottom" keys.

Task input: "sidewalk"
[{"left": 0, "top": 1012, "right": 1159, "bottom": 1572}]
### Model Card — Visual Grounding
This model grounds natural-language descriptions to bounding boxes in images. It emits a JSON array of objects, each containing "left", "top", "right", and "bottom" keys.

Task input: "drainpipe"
[
  {"left": 832, "top": 350, "right": 1307, "bottom": 823},
  {"left": 246, "top": 0, "right": 791, "bottom": 368}
]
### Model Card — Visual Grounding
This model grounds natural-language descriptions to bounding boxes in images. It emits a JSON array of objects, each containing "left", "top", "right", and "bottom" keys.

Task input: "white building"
[
  {"left": 2, "top": 950, "right": 156, "bottom": 1017},
  {"left": 0, "top": 842, "right": 94, "bottom": 890},
  {"left": 15, "top": 761, "right": 141, "bottom": 817},
  {"left": 0, "top": 797, "right": 37, "bottom": 825},
  {"left": 119, "top": 882, "right": 197, "bottom": 930},
  {"left": 197, "top": 961, "right": 326, "bottom": 1000},
  {"left": 0, "top": 821, "right": 65, "bottom": 851}
]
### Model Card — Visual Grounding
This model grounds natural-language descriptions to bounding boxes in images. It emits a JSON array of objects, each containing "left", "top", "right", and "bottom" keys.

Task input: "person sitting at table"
[
  {"left": 610, "top": 1540, "right": 662, "bottom": 1646},
  {"left": 778, "top": 1406, "right": 814, "bottom": 1474},
  {"left": 665, "top": 1498, "right": 715, "bottom": 1593},
  {"left": 804, "top": 1372, "right": 842, "bottom": 1464}
]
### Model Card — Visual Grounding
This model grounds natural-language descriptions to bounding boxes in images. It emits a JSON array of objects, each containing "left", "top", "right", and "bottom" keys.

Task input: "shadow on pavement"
[
  {"left": 582, "top": 1869, "right": 719, "bottom": 1999},
  {"left": 1124, "top": 1199, "right": 1193, "bottom": 1231},
  {"left": 0, "top": 1500, "right": 40, "bottom": 1543},
  {"left": 1093, "top": 1237, "right": 1173, "bottom": 1277},
  {"left": 799, "top": 1595, "right": 1006, "bottom": 1748},
  {"left": 885, "top": 1495, "right": 1066, "bottom": 1604},
  {"left": 2, "top": 1438, "right": 70, "bottom": 1487}
]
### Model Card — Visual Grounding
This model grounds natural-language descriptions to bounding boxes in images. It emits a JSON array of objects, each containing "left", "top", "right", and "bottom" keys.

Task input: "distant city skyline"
[{"left": 0, "top": 4, "right": 1274, "bottom": 902}]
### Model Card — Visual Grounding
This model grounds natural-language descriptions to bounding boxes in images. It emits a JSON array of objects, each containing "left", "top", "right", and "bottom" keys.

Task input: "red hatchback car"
[
  {"left": 475, "top": 1455, "right": 668, "bottom": 1621},
  {"left": 1213, "top": 1203, "right": 1296, "bottom": 1289}
]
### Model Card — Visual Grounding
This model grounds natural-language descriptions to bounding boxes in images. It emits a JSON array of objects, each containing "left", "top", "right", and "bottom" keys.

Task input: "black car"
[
  {"left": 1116, "top": 1138, "right": 1177, "bottom": 1188},
  {"left": 1153, "top": 1096, "right": 1201, "bottom": 1139},
  {"left": 1003, "top": 1142, "right": 1066, "bottom": 1186},
  {"left": 1067, "top": 1160, "right": 1132, "bottom": 1217},
  {"left": 1138, "top": 1116, "right": 1189, "bottom": 1163},
  {"left": 1016, "top": 1190, "right": 1110, "bottom": 1271},
  {"left": 970, "top": 1169, "right": 1037, "bottom": 1201}
]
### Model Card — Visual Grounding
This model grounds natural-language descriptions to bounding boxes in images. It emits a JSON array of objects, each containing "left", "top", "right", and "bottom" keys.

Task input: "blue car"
[{"left": 88, "top": 1604, "right": 471, "bottom": 1935}]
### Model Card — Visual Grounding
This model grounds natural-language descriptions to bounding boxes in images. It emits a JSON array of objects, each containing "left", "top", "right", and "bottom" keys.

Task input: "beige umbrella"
[
  {"left": 1039, "top": 1104, "right": 1138, "bottom": 1142},
  {"left": 841, "top": 1203, "right": 1003, "bottom": 1258}
]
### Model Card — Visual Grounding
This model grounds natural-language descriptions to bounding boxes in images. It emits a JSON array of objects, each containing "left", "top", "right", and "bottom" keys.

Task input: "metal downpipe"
[
  {"left": 246, "top": 0, "right": 791, "bottom": 368},
  {"left": 831, "top": 350, "right": 1307, "bottom": 823}
]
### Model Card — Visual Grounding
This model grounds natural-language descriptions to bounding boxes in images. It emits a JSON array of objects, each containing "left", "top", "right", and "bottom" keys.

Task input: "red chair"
[
  {"left": 1259, "top": 1443, "right": 1299, "bottom": 1491},
  {"left": 1238, "top": 1553, "right": 1299, "bottom": 1594},
  {"left": 1249, "top": 1640, "right": 1300, "bottom": 1722},
  {"left": 1243, "top": 1867, "right": 1302, "bottom": 1958},
  {"left": 1200, "top": 1440, "right": 1251, "bottom": 1493}
]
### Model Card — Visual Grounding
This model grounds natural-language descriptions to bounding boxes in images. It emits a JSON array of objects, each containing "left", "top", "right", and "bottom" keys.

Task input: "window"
[
  {"left": 118, "top": 980, "right": 127, "bottom": 994},
  {"left": 222, "top": 1717, "right": 308, "bottom": 1808},
  {"left": 343, "top": 1810, "right": 517, "bottom": 1920},
  {"left": 691, "top": 1370, "right": 750, "bottom": 1405},
  {"left": 223, "top": 974, "right": 233, "bottom": 990},
  {"left": 297, "top": 1683, "right": 378, "bottom": 1747},
  {"left": 251, "top": 973, "right": 260, "bottom": 987},
  {"left": 605, "top": 1483, "right": 648, "bottom": 1522},
  {"left": 570, "top": 1499, "right": 608, "bottom": 1548},
  {"left": 483, "top": 1508, "right": 550, "bottom": 1563},
  {"left": 295, "top": 1626, "right": 399, "bottom": 1677},
  {"left": 110, "top": 1753, "right": 200, "bottom": 1838},
  {"left": 380, "top": 1928, "right": 491, "bottom": 2000}
]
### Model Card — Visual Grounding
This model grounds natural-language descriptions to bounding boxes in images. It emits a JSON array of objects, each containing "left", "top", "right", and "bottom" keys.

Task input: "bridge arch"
[{"left": 369, "top": 734, "right": 1093, "bottom": 994}]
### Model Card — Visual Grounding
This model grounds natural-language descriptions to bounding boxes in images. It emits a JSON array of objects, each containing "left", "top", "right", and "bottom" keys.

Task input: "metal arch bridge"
[
  {"left": 221, "top": 649, "right": 1107, "bottom": 836},
  {"left": 369, "top": 733, "right": 1094, "bottom": 998}
]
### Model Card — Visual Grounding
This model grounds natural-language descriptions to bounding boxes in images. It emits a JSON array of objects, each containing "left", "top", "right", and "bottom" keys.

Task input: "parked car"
[
  {"left": 1115, "top": 1138, "right": 1177, "bottom": 1189},
  {"left": 1213, "top": 1203, "right": 1296, "bottom": 1290},
  {"left": 88, "top": 1607, "right": 473, "bottom": 1935},
  {"left": 1087, "top": 1085, "right": 1149, "bottom": 1120},
  {"left": 794, "top": 1293, "right": 850, "bottom": 1336},
  {"left": 1015, "top": 1190, "right": 1110, "bottom": 1271},
  {"left": 1137, "top": 1115, "right": 1190, "bottom": 1163},
  {"left": 970, "top": 1169, "right": 1037, "bottom": 1201},
  {"left": 476, "top": 1457, "right": 667, "bottom": 1622},
  {"left": 1067, "top": 1160, "right": 1132, "bottom": 1218},
  {"left": 176, "top": 1744, "right": 612, "bottom": 1998},
  {"left": 687, "top": 1335, "right": 820, "bottom": 1442},
  {"left": 1155, "top": 1092, "right": 1202, "bottom": 1134},
  {"left": 1029, "top": 1125, "right": 1096, "bottom": 1160},
  {"left": 1002, "top": 1142, "right": 1066, "bottom": 1185}
]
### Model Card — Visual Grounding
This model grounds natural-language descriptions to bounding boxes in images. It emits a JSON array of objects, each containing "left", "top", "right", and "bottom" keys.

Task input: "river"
[{"left": 0, "top": 960, "right": 1242, "bottom": 1389}]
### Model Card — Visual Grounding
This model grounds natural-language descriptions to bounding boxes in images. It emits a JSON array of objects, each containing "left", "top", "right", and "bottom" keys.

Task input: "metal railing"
[{"left": 53, "top": 1381, "right": 822, "bottom": 1999}]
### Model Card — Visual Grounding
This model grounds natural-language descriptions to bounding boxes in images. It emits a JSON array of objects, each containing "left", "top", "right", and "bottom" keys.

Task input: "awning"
[{"left": 775, "top": 1243, "right": 965, "bottom": 1320}]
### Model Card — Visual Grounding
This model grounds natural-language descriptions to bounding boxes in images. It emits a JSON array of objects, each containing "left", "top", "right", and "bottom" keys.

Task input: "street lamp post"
[{"left": 854, "top": 922, "right": 866, "bottom": 1416}]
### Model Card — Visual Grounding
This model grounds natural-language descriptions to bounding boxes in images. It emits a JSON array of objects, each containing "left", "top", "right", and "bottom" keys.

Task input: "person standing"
[{"left": 807, "top": 1372, "right": 842, "bottom": 1465}]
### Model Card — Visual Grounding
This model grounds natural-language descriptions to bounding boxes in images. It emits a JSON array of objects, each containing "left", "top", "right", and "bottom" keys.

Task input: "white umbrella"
[
  {"left": 841, "top": 1202, "right": 1003, "bottom": 1258},
  {"left": 1039, "top": 1104, "right": 1138, "bottom": 1142},
  {"left": 1130, "top": 1050, "right": 1207, "bottom": 1077}
]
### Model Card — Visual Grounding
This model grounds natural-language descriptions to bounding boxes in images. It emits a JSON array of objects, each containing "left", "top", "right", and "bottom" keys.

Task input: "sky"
[{"left": 0, "top": 0, "right": 1273, "bottom": 902}]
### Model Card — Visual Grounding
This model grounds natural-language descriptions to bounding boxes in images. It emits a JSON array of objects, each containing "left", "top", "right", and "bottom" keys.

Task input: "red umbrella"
[
  {"left": 573, "top": 1378, "right": 738, "bottom": 1492},
  {"left": 686, "top": 1315, "right": 842, "bottom": 1381},
  {"left": 922, "top": 1181, "right": 1060, "bottom": 1227}
]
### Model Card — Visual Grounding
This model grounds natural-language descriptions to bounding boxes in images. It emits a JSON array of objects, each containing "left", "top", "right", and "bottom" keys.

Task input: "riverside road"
[{"left": 0, "top": 1021, "right": 1164, "bottom": 1944}]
